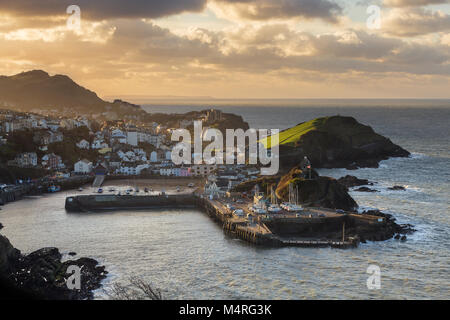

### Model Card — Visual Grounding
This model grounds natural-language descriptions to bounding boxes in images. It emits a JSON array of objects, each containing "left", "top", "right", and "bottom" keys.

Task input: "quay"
[
  {"left": 64, "top": 192, "right": 386, "bottom": 249},
  {"left": 1, "top": 175, "right": 92, "bottom": 206}
]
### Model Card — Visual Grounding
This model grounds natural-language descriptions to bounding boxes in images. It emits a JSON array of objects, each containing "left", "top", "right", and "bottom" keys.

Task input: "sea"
[{"left": 0, "top": 99, "right": 449, "bottom": 299}]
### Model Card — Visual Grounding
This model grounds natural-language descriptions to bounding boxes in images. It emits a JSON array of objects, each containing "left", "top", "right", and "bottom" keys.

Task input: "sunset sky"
[{"left": 1, "top": 0, "right": 450, "bottom": 99}]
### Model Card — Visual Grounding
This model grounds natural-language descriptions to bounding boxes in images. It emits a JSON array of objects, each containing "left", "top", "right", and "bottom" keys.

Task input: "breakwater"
[{"left": 65, "top": 193, "right": 198, "bottom": 212}]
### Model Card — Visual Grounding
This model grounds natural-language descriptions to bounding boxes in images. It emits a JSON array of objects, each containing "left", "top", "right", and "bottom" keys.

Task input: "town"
[{"left": 0, "top": 108, "right": 264, "bottom": 193}]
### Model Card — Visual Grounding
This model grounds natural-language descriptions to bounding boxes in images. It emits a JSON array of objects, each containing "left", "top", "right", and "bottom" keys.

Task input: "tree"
[{"left": 104, "top": 276, "right": 162, "bottom": 300}]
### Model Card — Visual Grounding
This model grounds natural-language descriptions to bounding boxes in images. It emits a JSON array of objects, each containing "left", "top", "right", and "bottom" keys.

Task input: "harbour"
[{"left": 64, "top": 188, "right": 389, "bottom": 249}]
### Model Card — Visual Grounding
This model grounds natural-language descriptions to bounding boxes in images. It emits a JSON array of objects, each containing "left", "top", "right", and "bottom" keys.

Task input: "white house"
[
  {"left": 74, "top": 159, "right": 93, "bottom": 173},
  {"left": 159, "top": 168, "right": 173, "bottom": 176},
  {"left": 14, "top": 152, "right": 38, "bottom": 167},
  {"left": 127, "top": 129, "right": 138, "bottom": 147},
  {"left": 91, "top": 139, "right": 109, "bottom": 149},
  {"left": 76, "top": 139, "right": 90, "bottom": 149},
  {"left": 150, "top": 151, "right": 158, "bottom": 163}
]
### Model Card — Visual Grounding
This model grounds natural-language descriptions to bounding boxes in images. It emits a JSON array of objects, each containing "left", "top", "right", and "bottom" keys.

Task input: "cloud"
[
  {"left": 383, "top": 7, "right": 450, "bottom": 36},
  {"left": 0, "top": 19, "right": 449, "bottom": 98},
  {"left": 0, "top": 0, "right": 207, "bottom": 20},
  {"left": 211, "top": 0, "right": 342, "bottom": 23},
  {"left": 383, "top": 0, "right": 449, "bottom": 7}
]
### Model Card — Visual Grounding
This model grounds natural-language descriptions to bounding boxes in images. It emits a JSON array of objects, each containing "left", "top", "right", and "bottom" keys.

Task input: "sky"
[{"left": 0, "top": 0, "right": 450, "bottom": 99}]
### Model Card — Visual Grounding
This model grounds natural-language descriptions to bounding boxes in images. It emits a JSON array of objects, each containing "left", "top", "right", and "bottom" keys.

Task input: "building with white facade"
[
  {"left": 76, "top": 139, "right": 90, "bottom": 149},
  {"left": 74, "top": 159, "right": 93, "bottom": 173}
]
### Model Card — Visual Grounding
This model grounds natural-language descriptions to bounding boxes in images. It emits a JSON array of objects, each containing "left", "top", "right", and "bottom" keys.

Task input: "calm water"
[{"left": 1, "top": 100, "right": 449, "bottom": 299}]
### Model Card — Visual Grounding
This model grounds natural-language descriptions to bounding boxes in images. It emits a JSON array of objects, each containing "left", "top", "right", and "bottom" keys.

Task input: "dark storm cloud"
[
  {"left": 0, "top": 0, "right": 207, "bottom": 19},
  {"left": 0, "top": 0, "right": 342, "bottom": 23}
]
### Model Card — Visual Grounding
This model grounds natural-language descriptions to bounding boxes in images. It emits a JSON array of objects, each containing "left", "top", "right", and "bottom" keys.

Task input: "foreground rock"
[
  {"left": 260, "top": 116, "right": 410, "bottom": 172},
  {"left": 0, "top": 227, "right": 107, "bottom": 299}
]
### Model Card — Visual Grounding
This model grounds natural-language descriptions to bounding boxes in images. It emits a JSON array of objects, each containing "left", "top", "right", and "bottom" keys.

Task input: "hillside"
[
  {"left": 260, "top": 116, "right": 410, "bottom": 171},
  {"left": 0, "top": 70, "right": 106, "bottom": 111}
]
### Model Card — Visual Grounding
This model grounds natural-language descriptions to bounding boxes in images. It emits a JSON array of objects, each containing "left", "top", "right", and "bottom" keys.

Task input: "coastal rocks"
[
  {"left": 0, "top": 225, "right": 107, "bottom": 300},
  {"left": 389, "top": 185, "right": 406, "bottom": 191},
  {"left": 9, "top": 247, "right": 108, "bottom": 300},
  {"left": 270, "top": 116, "right": 410, "bottom": 171},
  {"left": 354, "top": 187, "right": 379, "bottom": 193},
  {"left": 338, "top": 175, "right": 374, "bottom": 189},
  {"left": 0, "top": 234, "right": 21, "bottom": 274},
  {"left": 360, "top": 210, "right": 416, "bottom": 237},
  {"left": 275, "top": 166, "right": 358, "bottom": 211}
]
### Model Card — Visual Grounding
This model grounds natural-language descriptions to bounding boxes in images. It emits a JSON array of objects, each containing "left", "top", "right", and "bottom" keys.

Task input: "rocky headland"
[
  {"left": 0, "top": 223, "right": 107, "bottom": 299},
  {"left": 261, "top": 115, "right": 410, "bottom": 172}
]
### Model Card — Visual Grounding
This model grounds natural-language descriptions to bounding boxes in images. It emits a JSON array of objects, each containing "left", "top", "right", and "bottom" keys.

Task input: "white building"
[
  {"left": 126, "top": 128, "right": 138, "bottom": 147},
  {"left": 150, "top": 151, "right": 158, "bottom": 163},
  {"left": 14, "top": 152, "right": 38, "bottom": 167},
  {"left": 111, "top": 128, "right": 127, "bottom": 144},
  {"left": 74, "top": 159, "right": 93, "bottom": 173},
  {"left": 91, "top": 139, "right": 109, "bottom": 149},
  {"left": 76, "top": 139, "right": 90, "bottom": 149}
]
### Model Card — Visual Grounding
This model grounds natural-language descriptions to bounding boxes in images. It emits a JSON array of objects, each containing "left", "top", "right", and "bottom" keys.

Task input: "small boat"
[
  {"left": 48, "top": 185, "right": 61, "bottom": 193},
  {"left": 268, "top": 204, "right": 282, "bottom": 213},
  {"left": 285, "top": 204, "right": 303, "bottom": 212}
]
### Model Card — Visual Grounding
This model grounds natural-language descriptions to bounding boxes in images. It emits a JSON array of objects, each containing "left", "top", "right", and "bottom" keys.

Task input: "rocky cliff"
[
  {"left": 275, "top": 166, "right": 358, "bottom": 211},
  {"left": 261, "top": 115, "right": 410, "bottom": 171}
]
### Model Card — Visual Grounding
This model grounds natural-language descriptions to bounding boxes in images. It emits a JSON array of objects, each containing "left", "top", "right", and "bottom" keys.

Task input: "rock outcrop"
[
  {"left": 0, "top": 224, "right": 107, "bottom": 299},
  {"left": 389, "top": 185, "right": 406, "bottom": 191},
  {"left": 338, "top": 175, "right": 374, "bottom": 189},
  {"left": 355, "top": 210, "right": 416, "bottom": 242},
  {"left": 261, "top": 116, "right": 410, "bottom": 172},
  {"left": 275, "top": 166, "right": 358, "bottom": 211},
  {"left": 354, "top": 187, "right": 379, "bottom": 193}
]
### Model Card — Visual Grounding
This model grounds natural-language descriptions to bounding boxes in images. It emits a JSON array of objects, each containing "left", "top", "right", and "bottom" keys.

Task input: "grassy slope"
[{"left": 260, "top": 117, "right": 329, "bottom": 148}]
